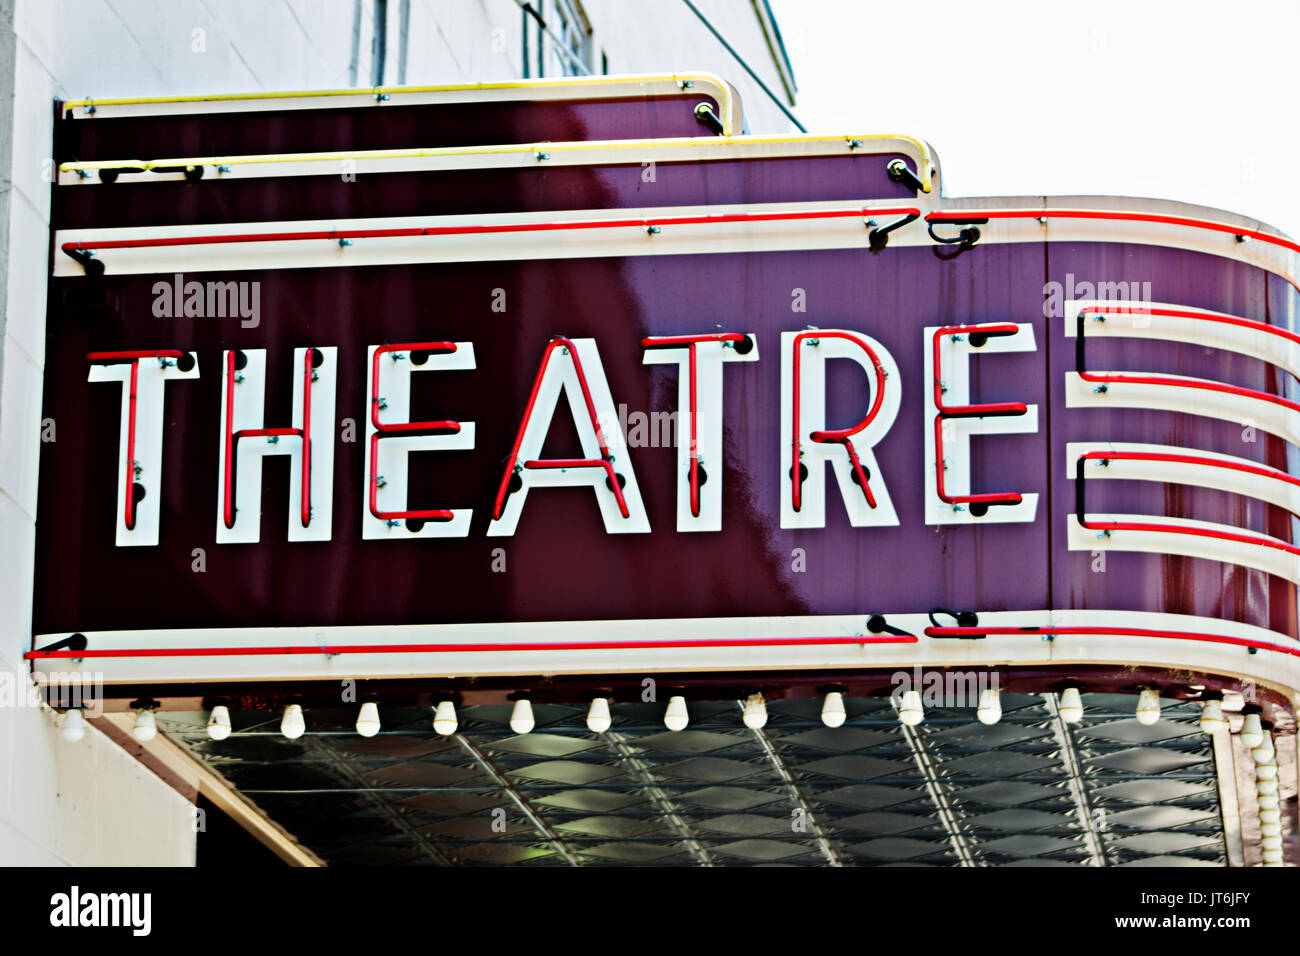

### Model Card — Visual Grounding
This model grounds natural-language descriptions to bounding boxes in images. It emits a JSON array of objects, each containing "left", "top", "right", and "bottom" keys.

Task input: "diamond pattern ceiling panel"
[{"left": 159, "top": 693, "right": 1227, "bottom": 866}]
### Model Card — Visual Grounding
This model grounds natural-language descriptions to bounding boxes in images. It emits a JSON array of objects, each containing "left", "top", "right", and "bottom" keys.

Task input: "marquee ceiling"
[{"left": 160, "top": 693, "right": 1226, "bottom": 866}]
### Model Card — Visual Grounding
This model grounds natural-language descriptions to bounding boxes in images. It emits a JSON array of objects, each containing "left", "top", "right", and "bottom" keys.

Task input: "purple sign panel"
[
  {"left": 34, "top": 235, "right": 1300, "bottom": 639},
  {"left": 34, "top": 95, "right": 1300, "bottom": 659}
]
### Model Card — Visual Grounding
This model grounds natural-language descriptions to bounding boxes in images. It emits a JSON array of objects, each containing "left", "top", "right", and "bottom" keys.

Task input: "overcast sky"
[{"left": 769, "top": 0, "right": 1299, "bottom": 237}]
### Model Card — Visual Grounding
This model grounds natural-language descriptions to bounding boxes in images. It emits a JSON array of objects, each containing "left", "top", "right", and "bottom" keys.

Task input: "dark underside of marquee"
[{"left": 161, "top": 695, "right": 1226, "bottom": 866}]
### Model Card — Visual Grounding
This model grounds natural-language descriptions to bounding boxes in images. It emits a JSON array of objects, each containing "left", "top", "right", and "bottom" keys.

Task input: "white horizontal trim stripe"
[
  {"left": 1064, "top": 371, "right": 1300, "bottom": 447},
  {"left": 1066, "top": 441, "right": 1300, "bottom": 516},
  {"left": 52, "top": 200, "right": 923, "bottom": 277},
  {"left": 29, "top": 609, "right": 1300, "bottom": 702},
  {"left": 1066, "top": 298, "right": 1300, "bottom": 381},
  {"left": 52, "top": 199, "right": 1300, "bottom": 294},
  {"left": 56, "top": 134, "right": 934, "bottom": 187},
  {"left": 1068, "top": 511, "right": 1300, "bottom": 584}
]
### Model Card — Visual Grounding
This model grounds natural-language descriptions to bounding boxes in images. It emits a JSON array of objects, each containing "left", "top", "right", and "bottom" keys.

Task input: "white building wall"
[
  {"left": 584, "top": 0, "right": 795, "bottom": 132},
  {"left": 0, "top": 0, "right": 794, "bottom": 866}
]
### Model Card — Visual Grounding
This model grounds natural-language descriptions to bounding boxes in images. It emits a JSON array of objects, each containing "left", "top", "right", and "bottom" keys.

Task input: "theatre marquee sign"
[{"left": 28, "top": 80, "right": 1300, "bottom": 688}]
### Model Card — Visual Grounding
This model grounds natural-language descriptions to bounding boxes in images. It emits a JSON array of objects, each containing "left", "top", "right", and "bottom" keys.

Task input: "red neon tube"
[
  {"left": 791, "top": 330, "right": 887, "bottom": 512},
  {"left": 926, "top": 208, "right": 1300, "bottom": 257},
  {"left": 368, "top": 342, "right": 463, "bottom": 524},
  {"left": 522, "top": 459, "right": 630, "bottom": 518},
  {"left": 930, "top": 324, "right": 1027, "bottom": 508},
  {"left": 1074, "top": 309, "right": 1300, "bottom": 426},
  {"left": 492, "top": 336, "right": 623, "bottom": 521},
  {"left": 1073, "top": 452, "right": 1300, "bottom": 559},
  {"left": 302, "top": 349, "right": 312, "bottom": 528},
  {"left": 1080, "top": 304, "right": 1300, "bottom": 355},
  {"left": 935, "top": 416, "right": 1024, "bottom": 509},
  {"left": 24, "top": 633, "right": 918, "bottom": 659},
  {"left": 126, "top": 360, "right": 138, "bottom": 530},
  {"left": 86, "top": 350, "right": 188, "bottom": 531},
  {"left": 61, "top": 206, "right": 923, "bottom": 261},
  {"left": 1078, "top": 449, "right": 1300, "bottom": 490},
  {"left": 370, "top": 342, "right": 460, "bottom": 432},
  {"left": 1079, "top": 362, "right": 1300, "bottom": 415},
  {"left": 223, "top": 349, "right": 314, "bottom": 529},
  {"left": 641, "top": 332, "right": 748, "bottom": 516},
  {"left": 86, "top": 350, "right": 188, "bottom": 362},
  {"left": 367, "top": 433, "right": 455, "bottom": 523},
  {"left": 922, "top": 624, "right": 1300, "bottom": 659}
]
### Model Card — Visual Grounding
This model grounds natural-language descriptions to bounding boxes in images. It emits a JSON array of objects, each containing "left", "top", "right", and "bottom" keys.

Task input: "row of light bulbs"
[
  {"left": 58, "top": 687, "right": 1238, "bottom": 742},
  {"left": 60, "top": 689, "right": 1286, "bottom": 865},
  {"left": 1248, "top": 716, "right": 1284, "bottom": 867},
  {"left": 894, "top": 686, "right": 1168, "bottom": 728}
]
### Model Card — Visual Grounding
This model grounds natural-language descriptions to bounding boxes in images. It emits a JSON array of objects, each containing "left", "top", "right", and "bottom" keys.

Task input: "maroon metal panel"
[
  {"left": 52, "top": 154, "right": 918, "bottom": 230},
  {"left": 53, "top": 94, "right": 725, "bottom": 164},
  {"left": 35, "top": 240, "right": 1299, "bottom": 638}
]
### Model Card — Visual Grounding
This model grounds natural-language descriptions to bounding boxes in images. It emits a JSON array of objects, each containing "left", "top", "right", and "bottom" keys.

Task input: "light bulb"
[
  {"left": 509, "top": 698, "right": 534, "bottom": 734},
  {"left": 1241, "top": 712, "right": 1264, "bottom": 749},
  {"left": 1259, "top": 807, "right": 1281, "bottom": 825},
  {"left": 281, "top": 703, "right": 305, "bottom": 739},
  {"left": 664, "top": 696, "right": 689, "bottom": 732},
  {"left": 1252, "top": 733, "right": 1275, "bottom": 764},
  {"left": 1258, "top": 793, "right": 1280, "bottom": 811},
  {"left": 742, "top": 694, "right": 768, "bottom": 729},
  {"left": 206, "top": 705, "right": 232, "bottom": 741},
  {"left": 1257, "top": 778, "right": 1279, "bottom": 796},
  {"left": 1058, "top": 687, "right": 1084, "bottom": 724},
  {"left": 586, "top": 697, "right": 612, "bottom": 734},
  {"left": 897, "top": 690, "right": 924, "bottom": 727},
  {"left": 1261, "top": 834, "right": 1283, "bottom": 851},
  {"left": 1255, "top": 760, "right": 1278, "bottom": 782},
  {"left": 821, "top": 691, "right": 846, "bottom": 728},
  {"left": 432, "top": 700, "right": 458, "bottom": 736},
  {"left": 1198, "top": 698, "right": 1227, "bottom": 734},
  {"left": 61, "top": 709, "right": 86, "bottom": 743},
  {"left": 1261, "top": 847, "right": 1283, "bottom": 865},
  {"left": 356, "top": 702, "right": 381, "bottom": 737},
  {"left": 1135, "top": 689, "right": 1161, "bottom": 725},
  {"left": 131, "top": 708, "right": 157, "bottom": 743},
  {"left": 976, "top": 688, "right": 1002, "bottom": 726},
  {"left": 1260, "top": 822, "right": 1282, "bottom": 838}
]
